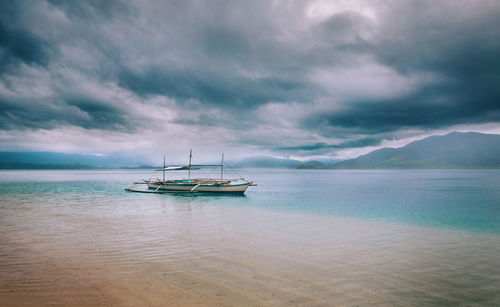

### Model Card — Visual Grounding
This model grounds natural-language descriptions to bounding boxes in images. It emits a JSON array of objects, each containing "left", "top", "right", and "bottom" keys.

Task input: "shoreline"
[{"left": 2, "top": 204, "right": 500, "bottom": 306}]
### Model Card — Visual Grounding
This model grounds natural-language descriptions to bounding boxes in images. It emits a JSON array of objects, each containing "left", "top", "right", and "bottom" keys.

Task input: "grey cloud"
[
  {"left": 374, "top": 1, "right": 500, "bottom": 76},
  {"left": 118, "top": 67, "right": 313, "bottom": 109},
  {"left": 0, "top": 0, "right": 499, "bottom": 155},
  {"left": 302, "top": 0, "right": 500, "bottom": 138},
  {"left": 47, "top": 0, "right": 131, "bottom": 20},
  {"left": 312, "top": 10, "right": 373, "bottom": 55},
  {"left": 304, "top": 88, "right": 499, "bottom": 137},
  {"left": 0, "top": 21, "right": 52, "bottom": 70},
  {"left": 0, "top": 95, "right": 132, "bottom": 131},
  {"left": 0, "top": 2, "right": 54, "bottom": 72},
  {"left": 63, "top": 96, "right": 132, "bottom": 130}
]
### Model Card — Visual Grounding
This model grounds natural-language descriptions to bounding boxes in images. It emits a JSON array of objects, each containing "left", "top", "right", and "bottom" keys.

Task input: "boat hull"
[{"left": 146, "top": 181, "right": 250, "bottom": 194}]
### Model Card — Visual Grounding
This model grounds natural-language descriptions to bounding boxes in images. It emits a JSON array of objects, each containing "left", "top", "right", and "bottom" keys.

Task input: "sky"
[{"left": 0, "top": 0, "right": 499, "bottom": 163}]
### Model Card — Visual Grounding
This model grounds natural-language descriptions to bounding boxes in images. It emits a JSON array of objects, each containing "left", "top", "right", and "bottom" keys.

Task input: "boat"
[{"left": 125, "top": 150, "right": 256, "bottom": 194}]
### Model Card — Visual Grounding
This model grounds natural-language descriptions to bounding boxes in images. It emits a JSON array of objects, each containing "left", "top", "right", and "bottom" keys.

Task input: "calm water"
[
  {"left": 1, "top": 169, "right": 498, "bottom": 233},
  {"left": 1, "top": 169, "right": 500, "bottom": 305}
]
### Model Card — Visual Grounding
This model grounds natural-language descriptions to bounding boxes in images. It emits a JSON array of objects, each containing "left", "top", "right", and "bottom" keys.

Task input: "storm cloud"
[{"left": 0, "top": 0, "right": 499, "bottom": 160}]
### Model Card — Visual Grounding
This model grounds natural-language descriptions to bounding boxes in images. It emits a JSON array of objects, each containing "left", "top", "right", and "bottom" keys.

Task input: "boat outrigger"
[{"left": 125, "top": 150, "right": 256, "bottom": 194}]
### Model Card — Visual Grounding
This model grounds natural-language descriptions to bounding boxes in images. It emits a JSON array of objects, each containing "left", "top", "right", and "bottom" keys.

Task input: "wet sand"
[{"left": 2, "top": 200, "right": 500, "bottom": 306}]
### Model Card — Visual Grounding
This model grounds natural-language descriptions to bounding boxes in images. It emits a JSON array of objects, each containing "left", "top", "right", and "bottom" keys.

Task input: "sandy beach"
[{"left": 2, "top": 200, "right": 500, "bottom": 306}]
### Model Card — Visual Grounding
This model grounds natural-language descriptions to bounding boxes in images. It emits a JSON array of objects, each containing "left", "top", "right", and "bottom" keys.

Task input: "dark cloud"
[
  {"left": 0, "top": 2, "right": 54, "bottom": 72},
  {"left": 302, "top": 0, "right": 500, "bottom": 139},
  {"left": 312, "top": 10, "right": 372, "bottom": 55},
  {"left": 118, "top": 67, "right": 312, "bottom": 108},
  {"left": 47, "top": 0, "right": 130, "bottom": 19},
  {"left": 0, "top": 0, "right": 499, "bottom": 156},
  {"left": 0, "top": 95, "right": 131, "bottom": 131},
  {"left": 374, "top": 1, "right": 500, "bottom": 77},
  {"left": 63, "top": 96, "right": 132, "bottom": 130},
  {"left": 0, "top": 22, "right": 51, "bottom": 70},
  {"left": 305, "top": 82, "right": 500, "bottom": 136}
]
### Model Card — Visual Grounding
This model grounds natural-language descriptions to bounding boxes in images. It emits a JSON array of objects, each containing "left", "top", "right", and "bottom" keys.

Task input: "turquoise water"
[
  {"left": 1, "top": 169, "right": 498, "bottom": 234},
  {"left": 1, "top": 169, "right": 500, "bottom": 305}
]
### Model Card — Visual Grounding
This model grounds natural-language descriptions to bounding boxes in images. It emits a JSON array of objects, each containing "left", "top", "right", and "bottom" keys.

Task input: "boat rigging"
[{"left": 125, "top": 150, "right": 256, "bottom": 194}]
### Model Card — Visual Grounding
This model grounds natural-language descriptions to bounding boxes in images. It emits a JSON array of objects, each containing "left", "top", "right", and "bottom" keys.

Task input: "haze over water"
[{"left": 1, "top": 169, "right": 500, "bottom": 305}]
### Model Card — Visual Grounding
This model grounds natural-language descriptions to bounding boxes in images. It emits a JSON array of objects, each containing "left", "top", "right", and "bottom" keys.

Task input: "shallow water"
[{"left": 1, "top": 169, "right": 499, "bottom": 305}]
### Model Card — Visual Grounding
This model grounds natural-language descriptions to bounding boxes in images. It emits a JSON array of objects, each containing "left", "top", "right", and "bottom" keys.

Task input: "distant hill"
[
  {"left": 230, "top": 156, "right": 341, "bottom": 169},
  {"left": 296, "top": 160, "right": 328, "bottom": 169},
  {"left": 0, "top": 162, "right": 100, "bottom": 170},
  {"left": 3, "top": 132, "right": 497, "bottom": 170},
  {"left": 231, "top": 156, "right": 302, "bottom": 168},
  {"left": 312, "top": 158, "right": 343, "bottom": 165},
  {"left": 296, "top": 158, "right": 342, "bottom": 169},
  {"left": 0, "top": 152, "right": 147, "bottom": 168},
  {"left": 332, "top": 132, "right": 500, "bottom": 169},
  {"left": 0, "top": 152, "right": 340, "bottom": 170}
]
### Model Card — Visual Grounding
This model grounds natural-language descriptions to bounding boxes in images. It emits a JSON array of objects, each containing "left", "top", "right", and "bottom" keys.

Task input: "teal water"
[
  {"left": 1, "top": 169, "right": 500, "bottom": 305},
  {"left": 1, "top": 169, "right": 499, "bottom": 234}
]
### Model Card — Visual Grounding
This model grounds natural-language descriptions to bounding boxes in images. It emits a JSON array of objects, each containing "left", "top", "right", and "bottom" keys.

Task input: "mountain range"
[
  {"left": 235, "top": 132, "right": 500, "bottom": 169},
  {"left": 330, "top": 132, "right": 500, "bottom": 169},
  {"left": 0, "top": 152, "right": 146, "bottom": 169},
  {"left": 1, "top": 132, "right": 499, "bottom": 169}
]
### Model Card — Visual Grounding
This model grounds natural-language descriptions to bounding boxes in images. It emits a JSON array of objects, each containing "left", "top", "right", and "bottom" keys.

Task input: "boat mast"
[
  {"left": 221, "top": 153, "right": 224, "bottom": 180},
  {"left": 188, "top": 149, "right": 192, "bottom": 181},
  {"left": 162, "top": 155, "right": 165, "bottom": 182}
]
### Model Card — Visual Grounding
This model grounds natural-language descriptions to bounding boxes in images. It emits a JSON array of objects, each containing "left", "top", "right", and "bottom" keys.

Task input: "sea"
[{"left": 1, "top": 169, "right": 499, "bottom": 306}]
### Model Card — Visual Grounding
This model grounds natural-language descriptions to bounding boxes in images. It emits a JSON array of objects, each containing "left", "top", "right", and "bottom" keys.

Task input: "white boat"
[{"left": 126, "top": 150, "right": 256, "bottom": 194}]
